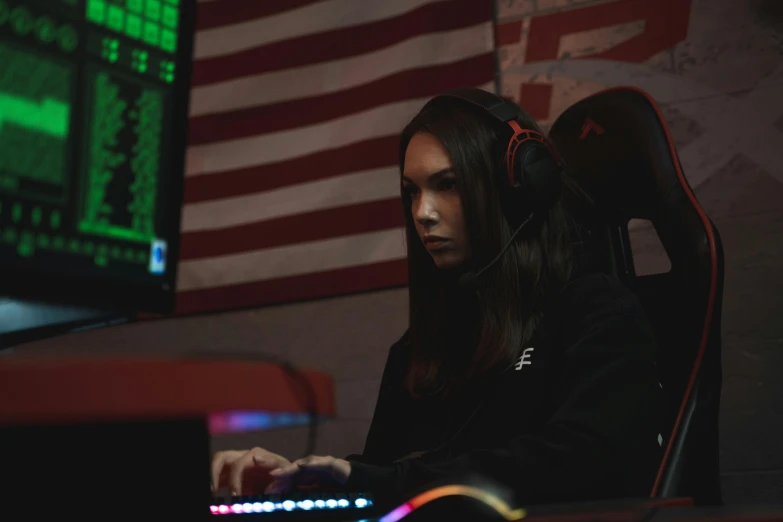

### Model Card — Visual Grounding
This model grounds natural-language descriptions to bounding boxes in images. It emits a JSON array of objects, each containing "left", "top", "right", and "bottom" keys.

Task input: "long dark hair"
[{"left": 400, "top": 93, "right": 585, "bottom": 398}]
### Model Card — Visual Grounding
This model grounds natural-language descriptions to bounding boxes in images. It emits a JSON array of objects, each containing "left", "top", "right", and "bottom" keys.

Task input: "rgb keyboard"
[{"left": 210, "top": 492, "right": 381, "bottom": 520}]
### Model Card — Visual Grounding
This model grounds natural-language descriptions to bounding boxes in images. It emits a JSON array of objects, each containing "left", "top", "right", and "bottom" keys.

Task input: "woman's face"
[{"left": 402, "top": 133, "right": 470, "bottom": 270}]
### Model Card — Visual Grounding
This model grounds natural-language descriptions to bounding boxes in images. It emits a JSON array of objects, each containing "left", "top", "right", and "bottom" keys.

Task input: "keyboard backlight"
[
  {"left": 380, "top": 504, "right": 413, "bottom": 522},
  {"left": 209, "top": 496, "right": 372, "bottom": 515}
]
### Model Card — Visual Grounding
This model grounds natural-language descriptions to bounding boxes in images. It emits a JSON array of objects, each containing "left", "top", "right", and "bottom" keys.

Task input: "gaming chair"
[{"left": 548, "top": 87, "right": 724, "bottom": 505}]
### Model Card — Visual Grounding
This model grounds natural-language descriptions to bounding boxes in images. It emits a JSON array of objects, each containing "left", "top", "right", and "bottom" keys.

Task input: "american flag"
[{"left": 175, "top": 0, "right": 496, "bottom": 314}]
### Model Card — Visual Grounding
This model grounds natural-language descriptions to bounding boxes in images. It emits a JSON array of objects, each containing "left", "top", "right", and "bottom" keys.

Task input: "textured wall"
[{"left": 16, "top": 0, "right": 783, "bottom": 504}]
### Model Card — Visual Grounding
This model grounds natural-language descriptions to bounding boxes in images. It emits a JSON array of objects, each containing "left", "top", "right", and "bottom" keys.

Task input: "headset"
[{"left": 422, "top": 88, "right": 564, "bottom": 289}]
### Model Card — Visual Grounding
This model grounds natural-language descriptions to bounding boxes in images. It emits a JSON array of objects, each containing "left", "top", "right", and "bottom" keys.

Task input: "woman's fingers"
[
  {"left": 253, "top": 453, "right": 287, "bottom": 469},
  {"left": 228, "top": 450, "right": 257, "bottom": 495},
  {"left": 264, "top": 480, "right": 285, "bottom": 494},
  {"left": 263, "top": 455, "right": 350, "bottom": 494},
  {"left": 210, "top": 448, "right": 292, "bottom": 495},
  {"left": 211, "top": 450, "right": 240, "bottom": 492},
  {"left": 268, "top": 463, "right": 300, "bottom": 478},
  {"left": 211, "top": 451, "right": 343, "bottom": 496}
]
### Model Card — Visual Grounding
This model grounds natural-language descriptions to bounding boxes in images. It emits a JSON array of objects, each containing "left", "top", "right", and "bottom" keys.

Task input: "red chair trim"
[{"left": 564, "top": 86, "right": 719, "bottom": 497}]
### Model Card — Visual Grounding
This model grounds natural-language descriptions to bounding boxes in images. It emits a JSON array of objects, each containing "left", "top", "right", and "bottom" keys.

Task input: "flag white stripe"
[
  {"left": 185, "top": 97, "right": 428, "bottom": 177},
  {"left": 177, "top": 228, "right": 407, "bottom": 291},
  {"left": 185, "top": 81, "right": 494, "bottom": 178},
  {"left": 194, "top": 0, "right": 449, "bottom": 60},
  {"left": 181, "top": 166, "right": 400, "bottom": 232},
  {"left": 190, "top": 23, "right": 493, "bottom": 116}
]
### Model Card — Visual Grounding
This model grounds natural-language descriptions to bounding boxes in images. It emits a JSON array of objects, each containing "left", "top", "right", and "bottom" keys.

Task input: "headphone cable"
[{"left": 188, "top": 350, "right": 320, "bottom": 459}]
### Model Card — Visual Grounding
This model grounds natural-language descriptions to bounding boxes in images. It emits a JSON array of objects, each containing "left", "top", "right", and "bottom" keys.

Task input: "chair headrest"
[{"left": 548, "top": 87, "right": 685, "bottom": 223}]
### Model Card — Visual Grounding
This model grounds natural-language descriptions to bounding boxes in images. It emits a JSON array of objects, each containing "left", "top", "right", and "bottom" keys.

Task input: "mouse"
[{"left": 378, "top": 484, "right": 525, "bottom": 522}]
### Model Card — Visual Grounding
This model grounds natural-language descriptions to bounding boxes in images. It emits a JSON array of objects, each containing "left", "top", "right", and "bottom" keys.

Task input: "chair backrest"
[{"left": 548, "top": 87, "right": 724, "bottom": 505}]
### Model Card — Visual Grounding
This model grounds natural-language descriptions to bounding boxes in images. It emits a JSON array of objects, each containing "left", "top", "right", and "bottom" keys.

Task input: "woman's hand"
[
  {"left": 211, "top": 447, "right": 292, "bottom": 495},
  {"left": 265, "top": 455, "right": 352, "bottom": 494}
]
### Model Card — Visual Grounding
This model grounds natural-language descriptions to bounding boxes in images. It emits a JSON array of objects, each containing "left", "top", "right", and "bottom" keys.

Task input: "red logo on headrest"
[{"left": 579, "top": 118, "right": 605, "bottom": 140}]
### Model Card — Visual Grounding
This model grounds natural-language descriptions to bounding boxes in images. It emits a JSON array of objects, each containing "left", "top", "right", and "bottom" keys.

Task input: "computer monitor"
[{"left": 0, "top": 0, "right": 196, "bottom": 315}]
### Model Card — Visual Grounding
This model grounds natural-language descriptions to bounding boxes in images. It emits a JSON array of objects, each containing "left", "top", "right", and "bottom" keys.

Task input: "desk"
[{"left": 0, "top": 356, "right": 335, "bottom": 519}]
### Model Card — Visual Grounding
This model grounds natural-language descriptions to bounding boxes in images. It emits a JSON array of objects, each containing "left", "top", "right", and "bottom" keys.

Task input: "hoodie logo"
[{"left": 515, "top": 347, "right": 535, "bottom": 370}]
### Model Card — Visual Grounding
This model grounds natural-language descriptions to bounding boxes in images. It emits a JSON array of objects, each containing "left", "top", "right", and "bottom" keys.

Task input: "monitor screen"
[{"left": 0, "top": 0, "right": 195, "bottom": 313}]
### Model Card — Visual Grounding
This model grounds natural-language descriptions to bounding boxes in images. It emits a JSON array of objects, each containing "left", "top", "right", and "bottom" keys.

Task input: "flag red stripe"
[
  {"left": 191, "top": 0, "right": 490, "bottom": 86},
  {"left": 175, "top": 258, "right": 409, "bottom": 314},
  {"left": 195, "top": 0, "right": 325, "bottom": 31},
  {"left": 183, "top": 136, "right": 399, "bottom": 204},
  {"left": 180, "top": 198, "right": 404, "bottom": 260},
  {"left": 176, "top": 0, "right": 494, "bottom": 314},
  {"left": 188, "top": 53, "right": 494, "bottom": 146}
]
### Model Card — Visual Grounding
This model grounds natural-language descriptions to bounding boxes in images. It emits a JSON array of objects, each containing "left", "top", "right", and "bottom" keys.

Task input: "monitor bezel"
[{"left": 0, "top": 1, "right": 197, "bottom": 315}]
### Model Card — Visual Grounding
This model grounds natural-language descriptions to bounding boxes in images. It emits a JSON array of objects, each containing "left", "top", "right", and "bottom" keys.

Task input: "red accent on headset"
[
  {"left": 505, "top": 120, "right": 559, "bottom": 187},
  {"left": 443, "top": 93, "right": 560, "bottom": 188}
]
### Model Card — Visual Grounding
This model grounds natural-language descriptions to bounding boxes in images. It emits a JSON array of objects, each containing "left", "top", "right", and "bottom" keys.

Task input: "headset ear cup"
[
  {"left": 501, "top": 143, "right": 527, "bottom": 226},
  {"left": 514, "top": 143, "right": 562, "bottom": 215}
]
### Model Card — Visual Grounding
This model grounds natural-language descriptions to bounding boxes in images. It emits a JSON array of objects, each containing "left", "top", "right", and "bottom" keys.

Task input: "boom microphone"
[{"left": 459, "top": 213, "right": 535, "bottom": 290}]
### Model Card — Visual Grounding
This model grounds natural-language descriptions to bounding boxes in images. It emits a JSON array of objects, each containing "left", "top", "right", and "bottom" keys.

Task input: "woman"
[{"left": 211, "top": 89, "right": 665, "bottom": 505}]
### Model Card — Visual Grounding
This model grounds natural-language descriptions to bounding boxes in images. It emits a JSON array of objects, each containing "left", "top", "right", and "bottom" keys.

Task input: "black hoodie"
[{"left": 343, "top": 272, "right": 665, "bottom": 505}]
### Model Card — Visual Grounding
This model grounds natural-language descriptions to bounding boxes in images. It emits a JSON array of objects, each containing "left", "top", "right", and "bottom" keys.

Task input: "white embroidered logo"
[{"left": 515, "top": 347, "right": 535, "bottom": 370}]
